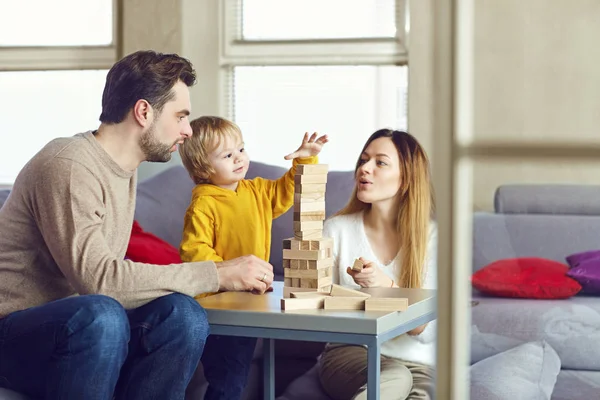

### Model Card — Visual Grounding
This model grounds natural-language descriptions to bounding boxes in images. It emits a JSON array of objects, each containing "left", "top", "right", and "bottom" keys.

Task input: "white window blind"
[
  {"left": 0, "top": 70, "right": 108, "bottom": 184},
  {"left": 241, "top": 0, "right": 396, "bottom": 40},
  {"left": 233, "top": 65, "right": 407, "bottom": 171},
  {"left": 222, "top": 0, "right": 408, "bottom": 171},
  {"left": 0, "top": 0, "right": 116, "bottom": 185}
]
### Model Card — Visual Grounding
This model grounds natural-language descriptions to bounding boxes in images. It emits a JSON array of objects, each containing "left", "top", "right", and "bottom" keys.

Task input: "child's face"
[{"left": 207, "top": 135, "right": 249, "bottom": 190}]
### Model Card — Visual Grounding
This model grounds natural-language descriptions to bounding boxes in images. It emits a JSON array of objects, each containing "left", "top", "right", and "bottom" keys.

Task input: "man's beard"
[{"left": 139, "top": 123, "right": 175, "bottom": 163}]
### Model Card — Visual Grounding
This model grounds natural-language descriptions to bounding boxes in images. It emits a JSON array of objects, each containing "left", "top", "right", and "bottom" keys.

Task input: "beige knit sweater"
[{"left": 0, "top": 132, "right": 219, "bottom": 318}]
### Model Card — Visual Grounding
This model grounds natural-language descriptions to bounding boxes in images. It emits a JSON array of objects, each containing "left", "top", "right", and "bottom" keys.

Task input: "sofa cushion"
[
  {"left": 494, "top": 184, "right": 600, "bottom": 215},
  {"left": 472, "top": 213, "right": 600, "bottom": 275},
  {"left": 0, "top": 189, "right": 10, "bottom": 209},
  {"left": 471, "top": 295, "right": 600, "bottom": 370},
  {"left": 551, "top": 370, "right": 600, "bottom": 400},
  {"left": 470, "top": 325, "right": 523, "bottom": 365},
  {"left": 470, "top": 341, "right": 560, "bottom": 400},
  {"left": 566, "top": 249, "right": 600, "bottom": 295},
  {"left": 126, "top": 221, "right": 182, "bottom": 265},
  {"left": 471, "top": 258, "right": 581, "bottom": 299}
]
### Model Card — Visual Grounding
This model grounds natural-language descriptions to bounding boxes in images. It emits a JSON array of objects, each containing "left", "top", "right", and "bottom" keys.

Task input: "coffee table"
[{"left": 197, "top": 282, "right": 436, "bottom": 400}]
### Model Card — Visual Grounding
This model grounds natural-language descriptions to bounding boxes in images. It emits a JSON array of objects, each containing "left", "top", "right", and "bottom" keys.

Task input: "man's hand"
[
  {"left": 284, "top": 132, "right": 329, "bottom": 160},
  {"left": 215, "top": 255, "right": 274, "bottom": 294},
  {"left": 346, "top": 257, "right": 393, "bottom": 288}
]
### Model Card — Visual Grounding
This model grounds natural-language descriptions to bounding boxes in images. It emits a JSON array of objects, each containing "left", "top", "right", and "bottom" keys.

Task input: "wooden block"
[
  {"left": 282, "top": 259, "right": 291, "bottom": 268},
  {"left": 364, "top": 298, "right": 409, "bottom": 312},
  {"left": 281, "top": 297, "right": 325, "bottom": 310},
  {"left": 290, "top": 291, "right": 330, "bottom": 299},
  {"left": 294, "top": 211, "right": 326, "bottom": 222},
  {"left": 284, "top": 268, "right": 324, "bottom": 279},
  {"left": 283, "top": 286, "right": 323, "bottom": 298},
  {"left": 283, "top": 249, "right": 328, "bottom": 261},
  {"left": 295, "top": 193, "right": 325, "bottom": 203},
  {"left": 324, "top": 296, "right": 366, "bottom": 310},
  {"left": 296, "top": 238, "right": 333, "bottom": 251},
  {"left": 284, "top": 278, "right": 292, "bottom": 286},
  {"left": 293, "top": 220, "right": 323, "bottom": 232},
  {"left": 294, "top": 174, "right": 328, "bottom": 184},
  {"left": 294, "top": 201, "right": 326, "bottom": 213},
  {"left": 283, "top": 238, "right": 303, "bottom": 250},
  {"left": 351, "top": 258, "right": 364, "bottom": 272},
  {"left": 330, "top": 284, "right": 371, "bottom": 298},
  {"left": 295, "top": 183, "right": 326, "bottom": 194},
  {"left": 294, "top": 230, "right": 323, "bottom": 240},
  {"left": 296, "top": 164, "right": 329, "bottom": 175},
  {"left": 308, "top": 258, "right": 334, "bottom": 269}
]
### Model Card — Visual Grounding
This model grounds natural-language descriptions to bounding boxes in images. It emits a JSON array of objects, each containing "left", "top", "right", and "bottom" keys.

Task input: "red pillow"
[
  {"left": 126, "top": 221, "right": 182, "bottom": 265},
  {"left": 471, "top": 257, "right": 582, "bottom": 299}
]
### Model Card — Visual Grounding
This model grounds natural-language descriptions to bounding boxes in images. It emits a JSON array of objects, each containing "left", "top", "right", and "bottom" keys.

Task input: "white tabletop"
[{"left": 197, "top": 282, "right": 436, "bottom": 335}]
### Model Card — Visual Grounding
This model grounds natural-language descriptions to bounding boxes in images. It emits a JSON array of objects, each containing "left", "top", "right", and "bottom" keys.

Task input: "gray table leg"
[
  {"left": 263, "top": 338, "right": 275, "bottom": 400},
  {"left": 367, "top": 337, "right": 381, "bottom": 400}
]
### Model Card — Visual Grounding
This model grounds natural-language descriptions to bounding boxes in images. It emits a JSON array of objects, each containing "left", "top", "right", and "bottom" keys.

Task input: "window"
[
  {"left": 0, "top": 70, "right": 108, "bottom": 184},
  {"left": 221, "top": 0, "right": 407, "bottom": 171},
  {"left": 0, "top": 0, "right": 117, "bottom": 185},
  {"left": 233, "top": 65, "right": 407, "bottom": 170}
]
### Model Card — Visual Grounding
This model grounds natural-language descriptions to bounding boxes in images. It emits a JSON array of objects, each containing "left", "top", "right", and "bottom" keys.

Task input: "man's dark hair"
[{"left": 99, "top": 50, "right": 196, "bottom": 124}]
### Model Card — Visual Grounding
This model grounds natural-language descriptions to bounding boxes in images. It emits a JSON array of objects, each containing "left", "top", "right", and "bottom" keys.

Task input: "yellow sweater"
[{"left": 180, "top": 157, "right": 318, "bottom": 296}]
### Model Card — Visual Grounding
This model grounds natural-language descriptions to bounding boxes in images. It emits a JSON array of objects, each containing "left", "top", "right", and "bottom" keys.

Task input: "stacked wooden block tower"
[
  {"left": 280, "top": 163, "right": 409, "bottom": 313},
  {"left": 282, "top": 164, "right": 333, "bottom": 295}
]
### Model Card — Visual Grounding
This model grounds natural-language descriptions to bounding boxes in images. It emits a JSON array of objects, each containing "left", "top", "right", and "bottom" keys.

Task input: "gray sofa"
[
  {"left": 471, "top": 185, "right": 600, "bottom": 399},
  {"left": 2, "top": 165, "right": 600, "bottom": 399}
]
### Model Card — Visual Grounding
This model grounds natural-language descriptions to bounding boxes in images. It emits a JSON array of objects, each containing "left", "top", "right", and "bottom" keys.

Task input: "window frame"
[
  {"left": 219, "top": 0, "right": 408, "bottom": 67},
  {"left": 0, "top": 0, "right": 119, "bottom": 72}
]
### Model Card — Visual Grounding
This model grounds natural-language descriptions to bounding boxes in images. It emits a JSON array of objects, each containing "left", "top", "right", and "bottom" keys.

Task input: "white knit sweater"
[{"left": 323, "top": 211, "right": 438, "bottom": 366}]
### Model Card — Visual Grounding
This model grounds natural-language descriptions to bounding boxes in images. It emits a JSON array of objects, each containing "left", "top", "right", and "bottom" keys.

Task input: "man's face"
[{"left": 140, "top": 80, "right": 192, "bottom": 162}]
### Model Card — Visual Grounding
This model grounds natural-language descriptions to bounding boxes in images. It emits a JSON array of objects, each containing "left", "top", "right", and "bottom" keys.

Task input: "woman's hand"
[
  {"left": 346, "top": 257, "right": 393, "bottom": 288},
  {"left": 284, "top": 132, "right": 329, "bottom": 160}
]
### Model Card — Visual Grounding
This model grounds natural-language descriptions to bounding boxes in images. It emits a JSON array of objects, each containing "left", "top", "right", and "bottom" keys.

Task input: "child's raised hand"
[{"left": 284, "top": 132, "right": 329, "bottom": 160}]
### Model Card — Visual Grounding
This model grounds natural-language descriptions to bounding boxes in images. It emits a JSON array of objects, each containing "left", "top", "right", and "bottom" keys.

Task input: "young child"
[{"left": 178, "top": 116, "right": 328, "bottom": 296}]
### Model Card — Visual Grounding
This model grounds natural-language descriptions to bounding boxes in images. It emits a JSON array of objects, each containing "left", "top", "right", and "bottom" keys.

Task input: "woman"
[{"left": 318, "top": 129, "right": 437, "bottom": 400}]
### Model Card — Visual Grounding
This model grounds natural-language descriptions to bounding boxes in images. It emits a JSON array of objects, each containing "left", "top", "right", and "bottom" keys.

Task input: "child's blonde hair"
[{"left": 179, "top": 116, "right": 243, "bottom": 184}]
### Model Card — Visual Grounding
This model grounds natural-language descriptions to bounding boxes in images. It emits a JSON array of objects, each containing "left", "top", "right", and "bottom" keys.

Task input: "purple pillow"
[
  {"left": 566, "top": 258, "right": 600, "bottom": 295},
  {"left": 566, "top": 250, "right": 600, "bottom": 268}
]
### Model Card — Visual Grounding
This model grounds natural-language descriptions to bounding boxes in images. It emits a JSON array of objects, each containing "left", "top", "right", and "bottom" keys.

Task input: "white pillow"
[
  {"left": 470, "top": 340, "right": 561, "bottom": 400},
  {"left": 471, "top": 325, "right": 524, "bottom": 364}
]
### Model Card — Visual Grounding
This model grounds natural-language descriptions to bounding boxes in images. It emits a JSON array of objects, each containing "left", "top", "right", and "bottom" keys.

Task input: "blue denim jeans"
[{"left": 0, "top": 293, "right": 209, "bottom": 399}]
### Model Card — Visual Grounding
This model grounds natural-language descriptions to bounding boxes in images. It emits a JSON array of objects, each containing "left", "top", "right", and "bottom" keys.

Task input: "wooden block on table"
[
  {"left": 293, "top": 220, "right": 323, "bottom": 232},
  {"left": 297, "top": 237, "right": 333, "bottom": 251},
  {"left": 301, "top": 275, "right": 333, "bottom": 289},
  {"left": 294, "top": 174, "right": 328, "bottom": 184},
  {"left": 324, "top": 296, "right": 366, "bottom": 310},
  {"left": 283, "top": 286, "right": 324, "bottom": 298},
  {"left": 283, "top": 249, "right": 328, "bottom": 261},
  {"left": 289, "top": 259, "right": 309, "bottom": 269},
  {"left": 294, "top": 211, "right": 326, "bottom": 222},
  {"left": 295, "top": 183, "right": 326, "bottom": 194},
  {"left": 364, "top": 298, "right": 409, "bottom": 312},
  {"left": 295, "top": 193, "right": 325, "bottom": 203},
  {"left": 296, "top": 164, "right": 329, "bottom": 175},
  {"left": 351, "top": 258, "right": 364, "bottom": 272},
  {"left": 290, "top": 291, "right": 330, "bottom": 298},
  {"left": 281, "top": 296, "right": 325, "bottom": 310},
  {"left": 294, "top": 230, "right": 323, "bottom": 240},
  {"left": 330, "top": 284, "right": 371, "bottom": 298},
  {"left": 294, "top": 201, "right": 326, "bottom": 213}
]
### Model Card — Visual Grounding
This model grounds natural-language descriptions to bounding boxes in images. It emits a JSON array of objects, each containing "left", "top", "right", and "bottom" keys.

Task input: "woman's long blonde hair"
[{"left": 335, "top": 129, "right": 435, "bottom": 288}]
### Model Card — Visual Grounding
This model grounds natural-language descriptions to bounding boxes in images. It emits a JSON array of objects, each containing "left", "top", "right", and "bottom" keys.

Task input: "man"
[{"left": 0, "top": 50, "right": 271, "bottom": 400}]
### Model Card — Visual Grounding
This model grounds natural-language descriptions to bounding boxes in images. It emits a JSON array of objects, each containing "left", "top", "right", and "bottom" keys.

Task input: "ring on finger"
[{"left": 260, "top": 272, "right": 267, "bottom": 282}]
